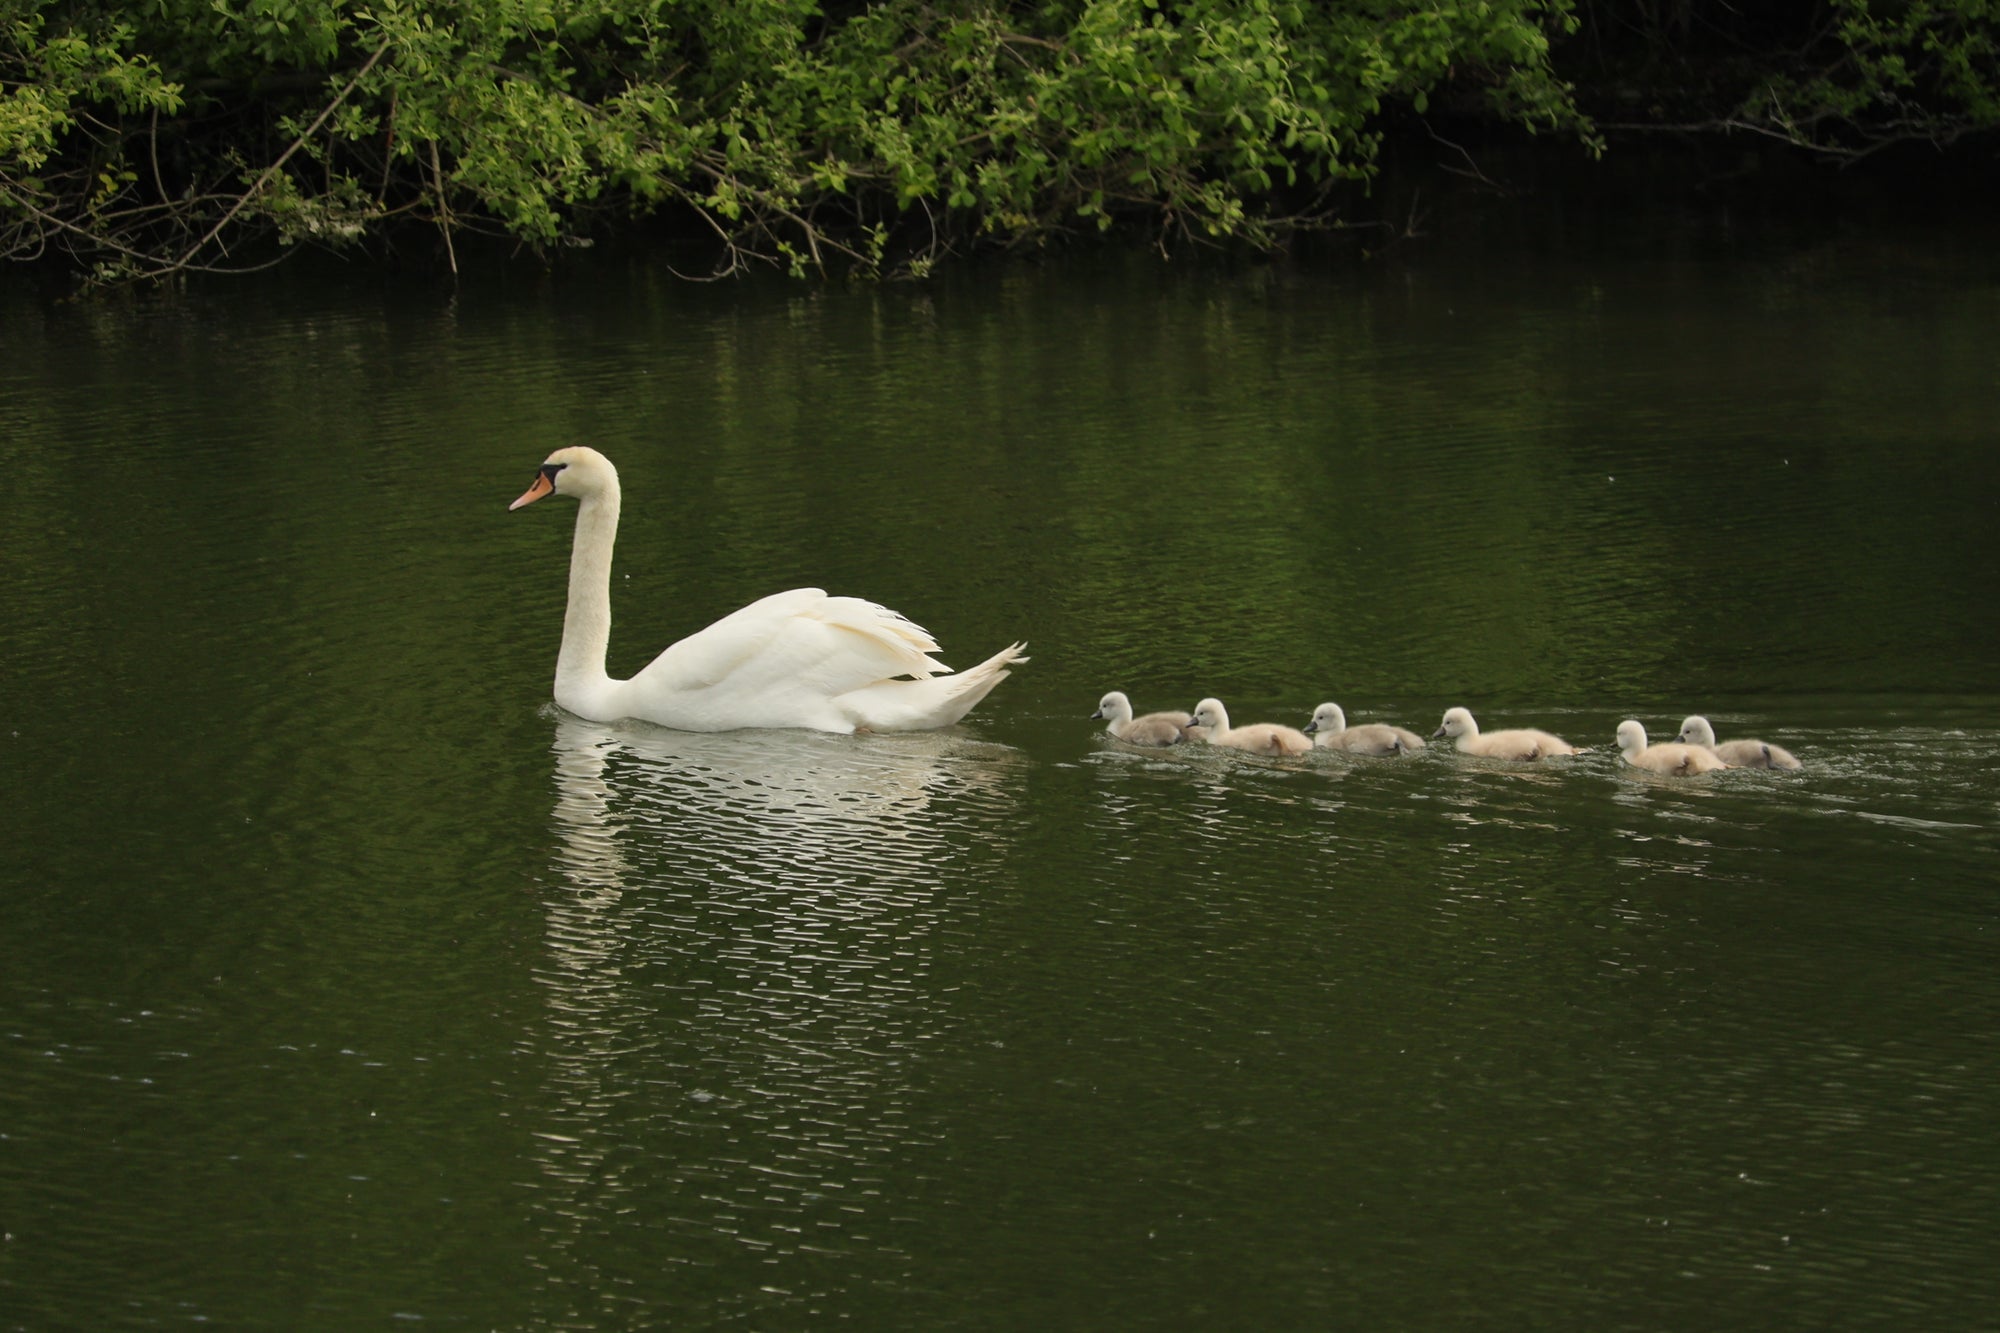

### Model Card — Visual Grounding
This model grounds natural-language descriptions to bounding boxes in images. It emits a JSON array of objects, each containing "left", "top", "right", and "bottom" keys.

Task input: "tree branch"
[{"left": 167, "top": 35, "right": 393, "bottom": 274}]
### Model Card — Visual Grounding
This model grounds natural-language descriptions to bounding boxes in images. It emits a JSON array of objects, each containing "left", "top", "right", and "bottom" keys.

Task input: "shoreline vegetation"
[{"left": 4, "top": 0, "right": 1995, "bottom": 289}]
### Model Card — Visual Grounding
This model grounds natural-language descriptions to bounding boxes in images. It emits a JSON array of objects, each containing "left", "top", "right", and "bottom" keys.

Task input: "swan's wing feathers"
[
  {"left": 819, "top": 595, "right": 947, "bottom": 671},
  {"left": 633, "top": 589, "right": 822, "bottom": 692},
  {"left": 632, "top": 588, "right": 948, "bottom": 701}
]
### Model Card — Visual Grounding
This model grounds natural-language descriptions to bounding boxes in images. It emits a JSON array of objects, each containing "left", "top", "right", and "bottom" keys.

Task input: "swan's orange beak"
[{"left": 509, "top": 471, "right": 555, "bottom": 511}]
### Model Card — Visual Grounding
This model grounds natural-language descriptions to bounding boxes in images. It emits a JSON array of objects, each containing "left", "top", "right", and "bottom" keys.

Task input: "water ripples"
[
  {"left": 514, "top": 716, "right": 1026, "bottom": 1297},
  {"left": 7, "top": 254, "right": 1999, "bottom": 1327}
]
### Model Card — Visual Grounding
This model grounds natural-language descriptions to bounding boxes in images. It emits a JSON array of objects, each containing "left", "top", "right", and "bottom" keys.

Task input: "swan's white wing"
[{"left": 621, "top": 589, "right": 952, "bottom": 728}]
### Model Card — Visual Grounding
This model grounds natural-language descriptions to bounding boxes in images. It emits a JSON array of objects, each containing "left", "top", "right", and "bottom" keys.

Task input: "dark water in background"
[{"left": 1, "top": 231, "right": 1996, "bottom": 1328}]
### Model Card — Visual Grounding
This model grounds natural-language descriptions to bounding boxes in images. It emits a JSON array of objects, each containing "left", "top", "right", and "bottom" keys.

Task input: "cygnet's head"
[
  {"left": 1092, "top": 691, "right": 1133, "bottom": 722},
  {"left": 1433, "top": 706, "right": 1476, "bottom": 740},
  {"left": 1676, "top": 715, "right": 1717, "bottom": 748},
  {"left": 1616, "top": 719, "right": 1649, "bottom": 754},
  {"left": 1306, "top": 703, "right": 1347, "bottom": 735},
  {"left": 1190, "top": 698, "right": 1230, "bottom": 731},
  {"left": 510, "top": 445, "right": 617, "bottom": 510}
]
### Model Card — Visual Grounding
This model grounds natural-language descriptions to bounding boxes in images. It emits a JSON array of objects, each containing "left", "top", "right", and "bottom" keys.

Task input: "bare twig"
[
  {"left": 1424, "top": 123, "right": 1512, "bottom": 192},
  {"left": 378, "top": 89, "right": 398, "bottom": 203},
  {"left": 0, "top": 181, "right": 168, "bottom": 266},
  {"left": 430, "top": 139, "right": 457, "bottom": 274},
  {"left": 167, "top": 35, "right": 393, "bottom": 274}
]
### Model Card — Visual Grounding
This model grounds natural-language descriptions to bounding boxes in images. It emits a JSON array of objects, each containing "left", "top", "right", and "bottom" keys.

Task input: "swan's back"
[
  {"left": 1713, "top": 739, "right": 1801, "bottom": 769},
  {"left": 626, "top": 590, "right": 1014, "bottom": 731},
  {"left": 1470, "top": 727, "right": 1577, "bottom": 760},
  {"left": 1627, "top": 741, "right": 1730, "bottom": 775},
  {"left": 640, "top": 590, "right": 941, "bottom": 688},
  {"left": 1333, "top": 723, "right": 1425, "bottom": 755},
  {"left": 1220, "top": 723, "right": 1314, "bottom": 756},
  {"left": 1116, "top": 713, "right": 1193, "bottom": 746}
]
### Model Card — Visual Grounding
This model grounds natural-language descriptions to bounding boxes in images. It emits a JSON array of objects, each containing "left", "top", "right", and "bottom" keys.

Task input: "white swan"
[
  {"left": 1091, "top": 691, "right": 1192, "bottom": 746},
  {"left": 1432, "top": 706, "right": 1579, "bottom": 761},
  {"left": 1676, "top": 715, "right": 1801, "bottom": 770},
  {"left": 1188, "top": 698, "right": 1313, "bottom": 756},
  {"left": 1618, "top": 720, "right": 1730, "bottom": 775},
  {"left": 511, "top": 447, "right": 1027, "bottom": 731},
  {"left": 1304, "top": 703, "right": 1426, "bottom": 756}
]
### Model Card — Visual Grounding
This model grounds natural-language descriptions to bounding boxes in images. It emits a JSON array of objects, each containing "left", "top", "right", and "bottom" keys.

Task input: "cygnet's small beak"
[
  {"left": 510, "top": 471, "right": 556, "bottom": 510},
  {"left": 1089, "top": 708, "right": 1105, "bottom": 720},
  {"left": 1431, "top": 725, "right": 1447, "bottom": 739},
  {"left": 1303, "top": 719, "right": 1320, "bottom": 734}
]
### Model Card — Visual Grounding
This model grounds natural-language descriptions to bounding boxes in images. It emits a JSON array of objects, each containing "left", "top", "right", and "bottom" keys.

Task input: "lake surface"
[{"left": 2, "top": 225, "right": 1996, "bottom": 1328}]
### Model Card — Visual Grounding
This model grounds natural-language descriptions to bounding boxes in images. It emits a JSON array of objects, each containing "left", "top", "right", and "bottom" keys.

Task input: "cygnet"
[
  {"left": 1431, "top": 706, "right": 1579, "bottom": 761},
  {"left": 1304, "top": 703, "right": 1426, "bottom": 756},
  {"left": 1188, "top": 698, "right": 1313, "bottom": 756}
]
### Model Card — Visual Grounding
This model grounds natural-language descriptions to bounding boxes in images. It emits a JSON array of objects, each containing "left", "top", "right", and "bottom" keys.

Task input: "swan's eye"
[{"left": 541, "top": 462, "right": 567, "bottom": 484}]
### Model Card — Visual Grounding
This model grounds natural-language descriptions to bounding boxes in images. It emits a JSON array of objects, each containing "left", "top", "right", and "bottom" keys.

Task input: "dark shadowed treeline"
[{"left": 2, "top": 0, "right": 1993, "bottom": 285}]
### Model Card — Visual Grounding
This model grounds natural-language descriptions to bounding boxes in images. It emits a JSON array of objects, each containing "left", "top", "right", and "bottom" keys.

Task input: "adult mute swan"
[
  {"left": 1304, "top": 703, "right": 1426, "bottom": 756},
  {"left": 511, "top": 447, "right": 1027, "bottom": 732},
  {"left": 1617, "top": 720, "right": 1730, "bottom": 775},
  {"left": 1091, "top": 691, "right": 1192, "bottom": 746},
  {"left": 1432, "top": 706, "right": 1579, "bottom": 761},
  {"left": 1676, "top": 715, "right": 1802, "bottom": 770}
]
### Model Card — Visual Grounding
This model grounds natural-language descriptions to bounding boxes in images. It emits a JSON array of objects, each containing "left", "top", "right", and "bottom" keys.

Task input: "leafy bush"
[
  {"left": 1737, "top": 0, "right": 2000, "bottom": 157},
  {"left": 2, "top": 0, "right": 1596, "bottom": 282}
]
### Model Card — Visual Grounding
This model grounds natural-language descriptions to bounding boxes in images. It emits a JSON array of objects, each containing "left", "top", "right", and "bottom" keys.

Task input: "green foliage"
[
  {"left": 2, "top": 0, "right": 1595, "bottom": 281},
  {"left": 1739, "top": 0, "right": 2000, "bottom": 154},
  {"left": 1, "top": 13, "right": 182, "bottom": 170}
]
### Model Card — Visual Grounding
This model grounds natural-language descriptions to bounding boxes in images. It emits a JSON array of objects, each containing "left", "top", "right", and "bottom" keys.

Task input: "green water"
[{"left": 1, "top": 237, "right": 1995, "bottom": 1328}]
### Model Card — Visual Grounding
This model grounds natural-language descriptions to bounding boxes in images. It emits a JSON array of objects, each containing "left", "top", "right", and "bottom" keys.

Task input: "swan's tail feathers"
[
  {"left": 927, "top": 641, "right": 1029, "bottom": 725},
  {"left": 839, "top": 641, "right": 1028, "bottom": 731}
]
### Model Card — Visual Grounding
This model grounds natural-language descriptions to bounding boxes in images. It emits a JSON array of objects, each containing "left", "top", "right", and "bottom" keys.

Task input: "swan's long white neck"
[{"left": 555, "top": 481, "right": 623, "bottom": 712}]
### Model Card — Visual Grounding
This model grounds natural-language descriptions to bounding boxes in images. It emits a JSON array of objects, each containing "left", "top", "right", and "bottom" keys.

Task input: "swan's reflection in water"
[{"left": 523, "top": 714, "right": 1022, "bottom": 1315}]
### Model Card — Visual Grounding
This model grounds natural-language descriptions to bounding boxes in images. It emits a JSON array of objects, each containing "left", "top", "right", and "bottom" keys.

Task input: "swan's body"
[
  {"left": 1304, "top": 703, "right": 1426, "bottom": 756},
  {"left": 1676, "top": 715, "right": 1801, "bottom": 770},
  {"left": 1188, "top": 698, "right": 1313, "bottom": 756},
  {"left": 512, "top": 447, "right": 1025, "bottom": 732},
  {"left": 1618, "top": 720, "right": 1730, "bottom": 775},
  {"left": 1432, "top": 706, "right": 1579, "bottom": 761},
  {"left": 1092, "top": 691, "right": 1191, "bottom": 746}
]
